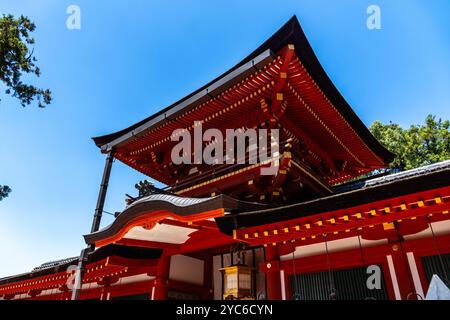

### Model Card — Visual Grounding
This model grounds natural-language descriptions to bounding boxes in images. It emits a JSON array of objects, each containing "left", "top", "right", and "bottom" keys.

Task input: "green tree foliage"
[
  {"left": 0, "top": 15, "right": 52, "bottom": 200},
  {"left": 0, "top": 14, "right": 51, "bottom": 108},
  {"left": 370, "top": 115, "right": 450, "bottom": 170},
  {"left": 0, "top": 185, "right": 11, "bottom": 201}
]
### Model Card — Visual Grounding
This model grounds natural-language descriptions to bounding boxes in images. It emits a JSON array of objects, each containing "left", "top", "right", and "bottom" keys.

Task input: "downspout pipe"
[
  {"left": 71, "top": 149, "right": 115, "bottom": 300},
  {"left": 91, "top": 149, "right": 116, "bottom": 235}
]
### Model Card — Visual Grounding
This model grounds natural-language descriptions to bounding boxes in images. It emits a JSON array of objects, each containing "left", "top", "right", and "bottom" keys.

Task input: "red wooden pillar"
[
  {"left": 264, "top": 246, "right": 282, "bottom": 300},
  {"left": 153, "top": 255, "right": 171, "bottom": 300},
  {"left": 385, "top": 243, "right": 415, "bottom": 300}
]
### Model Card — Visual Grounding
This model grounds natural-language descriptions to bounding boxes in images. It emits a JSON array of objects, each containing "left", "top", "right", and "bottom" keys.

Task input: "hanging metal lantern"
[
  {"left": 219, "top": 242, "right": 255, "bottom": 300},
  {"left": 220, "top": 264, "right": 255, "bottom": 300}
]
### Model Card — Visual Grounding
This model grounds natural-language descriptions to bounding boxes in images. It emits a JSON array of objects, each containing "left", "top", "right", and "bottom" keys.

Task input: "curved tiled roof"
[
  {"left": 128, "top": 193, "right": 213, "bottom": 208},
  {"left": 365, "top": 160, "right": 450, "bottom": 187},
  {"left": 216, "top": 160, "right": 450, "bottom": 234},
  {"left": 0, "top": 245, "right": 162, "bottom": 286},
  {"left": 334, "top": 160, "right": 450, "bottom": 193},
  {"left": 92, "top": 16, "right": 394, "bottom": 165},
  {"left": 84, "top": 194, "right": 266, "bottom": 245},
  {"left": 32, "top": 257, "right": 78, "bottom": 271}
]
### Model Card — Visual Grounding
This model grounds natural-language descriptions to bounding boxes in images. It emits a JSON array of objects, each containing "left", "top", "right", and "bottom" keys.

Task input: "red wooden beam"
[
  {"left": 278, "top": 113, "right": 336, "bottom": 173},
  {"left": 172, "top": 229, "right": 236, "bottom": 255},
  {"left": 159, "top": 219, "right": 200, "bottom": 230},
  {"left": 270, "top": 44, "right": 295, "bottom": 115},
  {"left": 236, "top": 187, "right": 450, "bottom": 246}
]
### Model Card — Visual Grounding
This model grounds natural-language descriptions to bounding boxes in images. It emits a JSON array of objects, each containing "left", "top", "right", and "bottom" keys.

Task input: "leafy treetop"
[
  {"left": 0, "top": 14, "right": 51, "bottom": 108},
  {"left": 370, "top": 115, "right": 450, "bottom": 170},
  {"left": 0, "top": 185, "right": 12, "bottom": 201}
]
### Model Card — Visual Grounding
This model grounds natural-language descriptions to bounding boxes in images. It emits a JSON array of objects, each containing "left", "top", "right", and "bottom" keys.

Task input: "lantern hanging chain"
[
  {"left": 394, "top": 222, "right": 423, "bottom": 300},
  {"left": 357, "top": 231, "right": 366, "bottom": 267},
  {"left": 358, "top": 231, "right": 377, "bottom": 300},
  {"left": 426, "top": 216, "right": 450, "bottom": 285},
  {"left": 290, "top": 242, "right": 300, "bottom": 300},
  {"left": 230, "top": 244, "right": 235, "bottom": 265},
  {"left": 324, "top": 234, "right": 336, "bottom": 300}
]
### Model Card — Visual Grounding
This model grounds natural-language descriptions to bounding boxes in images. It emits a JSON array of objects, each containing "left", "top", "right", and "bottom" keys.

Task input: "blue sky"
[{"left": 0, "top": 0, "right": 449, "bottom": 277}]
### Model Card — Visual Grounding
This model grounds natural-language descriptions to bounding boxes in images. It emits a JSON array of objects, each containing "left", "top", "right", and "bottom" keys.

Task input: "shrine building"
[{"left": 1, "top": 16, "right": 449, "bottom": 301}]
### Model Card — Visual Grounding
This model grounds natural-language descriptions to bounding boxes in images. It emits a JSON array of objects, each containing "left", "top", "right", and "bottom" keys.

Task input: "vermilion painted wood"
[
  {"left": 95, "top": 208, "right": 224, "bottom": 247},
  {"left": 278, "top": 233, "right": 450, "bottom": 300},
  {"left": 235, "top": 186, "right": 450, "bottom": 246},
  {"left": 265, "top": 245, "right": 282, "bottom": 300},
  {"left": 12, "top": 233, "right": 450, "bottom": 300},
  {"left": 0, "top": 256, "right": 158, "bottom": 298},
  {"left": 111, "top": 45, "right": 387, "bottom": 190}
]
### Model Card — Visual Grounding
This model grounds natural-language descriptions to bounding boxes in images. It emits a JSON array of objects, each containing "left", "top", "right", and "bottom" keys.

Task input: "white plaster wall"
[
  {"left": 169, "top": 254, "right": 204, "bottom": 285},
  {"left": 280, "top": 236, "right": 387, "bottom": 261}
]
